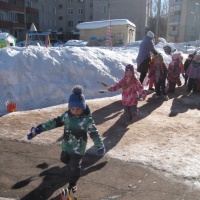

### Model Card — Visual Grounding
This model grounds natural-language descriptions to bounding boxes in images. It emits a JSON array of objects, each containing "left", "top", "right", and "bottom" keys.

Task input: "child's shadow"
[
  {"left": 169, "top": 92, "right": 200, "bottom": 117},
  {"left": 13, "top": 164, "right": 68, "bottom": 200},
  {"left": 90, "top": 100, "right": 129, "bottom": 152},
  {"left": 14, "top": 154, "right": 107, "bottom": 200}
]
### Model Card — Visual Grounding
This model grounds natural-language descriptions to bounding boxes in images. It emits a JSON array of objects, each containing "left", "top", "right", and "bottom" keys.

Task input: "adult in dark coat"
[{"left": 136, "top": 31, "right": 157, "bottom": 84}]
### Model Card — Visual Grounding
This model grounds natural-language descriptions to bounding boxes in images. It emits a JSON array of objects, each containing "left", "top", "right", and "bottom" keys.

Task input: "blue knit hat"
[{"left": 68, "top": 85, "right": 86, "bottom": 110}]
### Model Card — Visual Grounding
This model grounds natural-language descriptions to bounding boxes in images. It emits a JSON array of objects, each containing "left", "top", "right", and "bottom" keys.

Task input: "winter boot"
[{"left": 68, "top": 183, "right": 77, "bottom": 193}]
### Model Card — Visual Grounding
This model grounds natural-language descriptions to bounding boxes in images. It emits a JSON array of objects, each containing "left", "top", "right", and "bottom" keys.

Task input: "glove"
[
  {"left": 137, "top": 97, "right": 143, "bottom": 101},
  {"left": 97, "top": 146, "right": 105, "bottom": 156},
  {"left": 27, "top": 127, "right": 41, "bottom": 140}
]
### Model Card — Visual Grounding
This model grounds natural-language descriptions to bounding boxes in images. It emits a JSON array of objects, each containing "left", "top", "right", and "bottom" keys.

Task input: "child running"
[
  {"left": 27, "top": 85, "right": 105, "bottom": 194},
  {"left": 148, "top": 53, "right": 169, "bottom": 100},
  {"left": 107, "top": 64, "right": 147, "bottom": 125}
]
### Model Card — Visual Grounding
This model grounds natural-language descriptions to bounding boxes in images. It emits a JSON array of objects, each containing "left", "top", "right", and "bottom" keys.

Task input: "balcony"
[
  {"left": 168, "top": 30, "right": 178, "bottom": 36},
  {"left": 168, "top": 21, "right": 180, "bottom": 26},
  {"left": 0, "top": 20, "right": 26, "bottom": 29},
  {"left": 25, "top": 7, "right": 39, "bottom": 14},
  {"left": 0, "top": 2, "right": 24, "bottom": 12}
]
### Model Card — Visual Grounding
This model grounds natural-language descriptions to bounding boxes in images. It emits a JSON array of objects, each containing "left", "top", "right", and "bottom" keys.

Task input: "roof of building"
[
  {"left": 0, "top": 32, "right": 9, "bottom": 39},
  {"left": 76, "top": 19, "right": 136, "bottom": 30}
]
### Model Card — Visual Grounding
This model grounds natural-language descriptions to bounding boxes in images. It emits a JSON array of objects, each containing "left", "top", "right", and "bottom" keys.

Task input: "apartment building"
[
  {"left": 0, "top": 0, "right": 148, "bottom": 42},
  {"left": 0, "top": 0, "right": 39, "bottom": 41},
  {"left": 167, "top": 0, "right": 200, "bottom": 43},
  {"left": 92, "top": 0, "right": 147, "bottom": 40}
]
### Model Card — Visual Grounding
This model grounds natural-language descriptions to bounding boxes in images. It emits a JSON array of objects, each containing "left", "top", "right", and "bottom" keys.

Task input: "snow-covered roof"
[
  {"left": 76, "top": 19, "right": 136, "bottom": 30},
  {"left": 0, "top": 32, "right": 9, "bottom": 40}
]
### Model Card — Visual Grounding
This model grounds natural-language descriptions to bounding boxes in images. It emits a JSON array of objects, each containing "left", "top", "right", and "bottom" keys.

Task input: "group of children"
[
  {"left": 184, "top": 52, "right": 200, "bottom": 92},
  {"left": 146, "top": 50, "right": 200, "bottom": 99},
  {"left": 26, "top": 49, "right": 200, "bottom": 195}
]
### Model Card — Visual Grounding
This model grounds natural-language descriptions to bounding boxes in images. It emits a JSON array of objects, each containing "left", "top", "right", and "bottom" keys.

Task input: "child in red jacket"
[
  {"left": 107, "top": 64, "right": 147, "bottom": 125},
  {"left": 148, "top": 53, "right": 169, "bottom": 100},
  {"left": 167, "top": 52, "right": 184, "bottom": 93}
]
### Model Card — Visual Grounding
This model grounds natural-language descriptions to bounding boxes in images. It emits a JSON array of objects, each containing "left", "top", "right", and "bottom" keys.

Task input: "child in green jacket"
[{"left": 27, "top": 85, "right": 105, "bottom": 193}]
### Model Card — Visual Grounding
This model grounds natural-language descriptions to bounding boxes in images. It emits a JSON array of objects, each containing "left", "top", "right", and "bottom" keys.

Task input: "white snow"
[
  {"left": 76, "top": 19, "right": 136, "bottom": 29},
  {"left": 0, "top": 40, "right": 200, "bottom": 187}
]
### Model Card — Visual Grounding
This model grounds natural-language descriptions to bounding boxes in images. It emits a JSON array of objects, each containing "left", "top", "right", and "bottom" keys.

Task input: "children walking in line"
[
  {"left": 148, "top": 53, "right": 156, "bottom": 91},
  {"left": 148, "top": 53, "right": 169, "bottom": 100},
  {"left": 107, "top": 64, "right": 147, "bottom": 125},
  {"left": 183, "top": 54, "right": 194, "bottom": 85},
  {"left": 186, "top": 54, "right": 200, "bottom": 92},
  {"left": 27, "top": 85, "right": 105, "bottom": 194},
  {"left": 167, "top": 52, "right": 184, "bottom": 93}
]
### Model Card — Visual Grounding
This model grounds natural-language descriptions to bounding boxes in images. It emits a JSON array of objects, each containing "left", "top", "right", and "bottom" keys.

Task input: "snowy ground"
[{"left": 0, "top": 41, "right": 200, "bottom": 188}]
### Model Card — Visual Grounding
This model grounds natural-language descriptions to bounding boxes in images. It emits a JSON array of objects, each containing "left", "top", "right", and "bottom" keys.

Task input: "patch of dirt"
[{"left": 0, "top": 85, "right": 200, "bottom": 199}]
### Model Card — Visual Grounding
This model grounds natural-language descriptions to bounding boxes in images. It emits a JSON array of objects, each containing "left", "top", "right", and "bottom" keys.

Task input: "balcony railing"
[
  {"left": 0, "top": 2, "right": 24, "bottom": 12},
  {"left": 25, "top": 7, "right": 39, "bottom": 14},
  {"left": 0, "top": 20, "right": 26, "bottom": 29}
]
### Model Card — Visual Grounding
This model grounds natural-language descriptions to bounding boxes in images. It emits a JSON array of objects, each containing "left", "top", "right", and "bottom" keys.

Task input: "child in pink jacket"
[{"left": 107, "top": 64, "right": 147, "bottom": 125}]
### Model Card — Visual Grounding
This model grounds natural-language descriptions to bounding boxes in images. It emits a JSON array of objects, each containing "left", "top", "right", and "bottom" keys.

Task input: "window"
[
  {"left": 54, "top": 20, "right": 57, "bottom": 27},
  {"left": 59, "top": 28, "right": 63, "bottom": 31},
  {"left": 42, "top": 19, "right": 45, "bottom": 25},
  {"left": 68, "top": 0, "right": 73, "bottom": 2},
  {"left": 48, "top": 6, "right": 51, "bottom": 13},
  {"left": 90, "top": 3, "right": 93, "bottom": 7},
  {"left": 42, "top": 5, "right": 45, "bottom": 12},
  {"left": 68, "top": 21, "right": 73, "bottom": 27},
  {"left": 78, "top": 20, "right": 83, "bottom": 24},
  {"left": 0, "top": 12, "right": 4, "bottom": 20},
  {"left": 78, "top": 0, "right": 83, "bottom": 2},
  {"left": 59, "top": 4, "right": 63, "bottom": 8},
  {"left": 9, "top": 13, "right": 17, "bottom": 22},
  {"left": 78, "top": 8, "right": 83, "bottom": 15},
  {"left": 68, "top": 8, "right": 73, "bottom": 15},
  {"left": 48, "top": 19, "right": 51, "bottom": 26},
  {"left": 11, "top": 0, "right": 17, "bottom": 5},
  {"left": 59, "top": 16, "right": 63, "bottom": 20},
  {"left": 53, "top": 7, "right": 56, "bottom": 14},
  {"left": 26, "top": 1, "right": 32, "bottom": 8},
  {"left": 101, "top": 5, "right": 107, "bottom": 13}
]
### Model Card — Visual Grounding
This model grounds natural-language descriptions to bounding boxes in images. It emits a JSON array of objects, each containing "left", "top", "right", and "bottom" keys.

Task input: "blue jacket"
[{"left": 136, "top": 36, "right": 155, "bottom": 67}]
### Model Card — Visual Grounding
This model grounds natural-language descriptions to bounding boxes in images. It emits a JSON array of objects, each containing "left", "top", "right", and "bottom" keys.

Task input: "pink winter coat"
[{"left": 108, "top": 76, "right": 147, "bottom": 106}]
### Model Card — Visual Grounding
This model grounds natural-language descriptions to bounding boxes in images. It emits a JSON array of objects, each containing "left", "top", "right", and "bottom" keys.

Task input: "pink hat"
[{"left": 194, "top": 54, "right": 200, "bottom": 62}]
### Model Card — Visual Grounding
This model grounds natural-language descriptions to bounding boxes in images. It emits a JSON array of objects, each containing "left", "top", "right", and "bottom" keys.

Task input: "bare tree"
[{"left": 147, "top": 0, "right": 168, "bottom": 40}]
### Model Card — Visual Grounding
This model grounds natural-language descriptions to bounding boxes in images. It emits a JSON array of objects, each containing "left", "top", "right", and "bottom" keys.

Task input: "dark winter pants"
[
  {"left": 137, "top": 57, "right": 151, "bottom": 84},
  {"left": 139, "top": 72, "right": 147, "bottom": 84},
  {"left": 168, "top": 81, "right": 176, "bottom": 93},
  {"left": 124, "top": 105, "right": 138, "bottom": 123},
  {"left": 60, "top": 151, "right": 83, "bottom": 186},
  {"left": 187, "top": 78, "right": 197, "bottom": 92},
  {"left": 155, "top": 79, "right": 167, "bottom": 96}
]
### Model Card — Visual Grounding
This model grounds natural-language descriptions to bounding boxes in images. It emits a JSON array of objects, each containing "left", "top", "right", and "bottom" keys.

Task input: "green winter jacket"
[{"left": 36, "top": 105, "right": 104, "bottom": 155}]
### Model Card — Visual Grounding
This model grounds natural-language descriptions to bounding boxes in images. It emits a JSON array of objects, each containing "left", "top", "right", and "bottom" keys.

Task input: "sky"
[{"left": 0, "top": 38, "right": 200, "bottom": 188}]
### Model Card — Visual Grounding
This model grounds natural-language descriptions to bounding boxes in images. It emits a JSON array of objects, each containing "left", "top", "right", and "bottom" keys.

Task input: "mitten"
[
  {"left": 27, "top": 127, "right": 41, "bottom": 140},
  {"left": 97, "top": 146, "right": 105, "bottom": 156},
  {"left": 137, "top": 97, "right": 143, "bottom": 101}
]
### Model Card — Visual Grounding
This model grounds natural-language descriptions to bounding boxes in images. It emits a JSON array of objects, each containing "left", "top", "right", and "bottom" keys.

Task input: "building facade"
[
  {"left": 0, "top": 0, "right": 148, "bottom": 42},
  {"left": 167, "top": 0, "right": 200, "bottom": 43}
]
